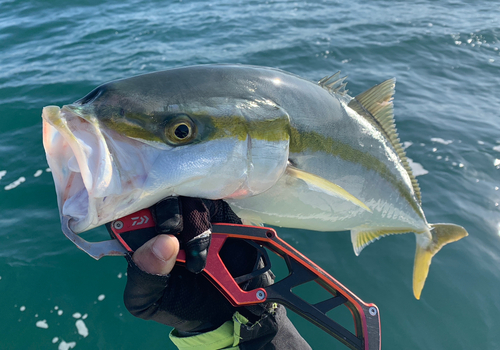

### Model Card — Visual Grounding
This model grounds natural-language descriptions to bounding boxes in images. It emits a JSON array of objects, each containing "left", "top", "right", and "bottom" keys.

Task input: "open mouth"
[
  {"left": 42, "top": 105, "right": 115, "bottom": 233},
  {"left": 42, "top": 105, "right": 158, "bottom": 233}
]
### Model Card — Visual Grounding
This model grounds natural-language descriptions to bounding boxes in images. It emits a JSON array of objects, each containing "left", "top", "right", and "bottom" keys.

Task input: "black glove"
[
  {"left": 122, "top": 197, "right": 311, "bottom": 349},
  {"left": 151, "top": 196, "right": 211, "bottom": 274},
  {"left": 124, "top": 197, "right": 274, "bottom": 332}
]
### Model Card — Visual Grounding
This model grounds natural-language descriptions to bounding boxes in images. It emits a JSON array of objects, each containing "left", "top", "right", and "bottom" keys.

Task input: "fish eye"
[
  {"left": 174, "top": 123, "right": 190, "bottom": 139},
  {"left": 165, "top": 115, "right": 196, "bottom": 145}
]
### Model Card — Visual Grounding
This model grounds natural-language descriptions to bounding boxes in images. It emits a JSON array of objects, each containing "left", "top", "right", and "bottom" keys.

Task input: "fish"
[{"left": 42, "top": 64, "right": 468, "bottom": 299}]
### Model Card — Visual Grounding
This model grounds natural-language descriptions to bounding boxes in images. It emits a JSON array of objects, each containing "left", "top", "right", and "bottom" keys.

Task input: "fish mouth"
[{"left": 42, "top": 105, "right": 125, "bottom": 233}]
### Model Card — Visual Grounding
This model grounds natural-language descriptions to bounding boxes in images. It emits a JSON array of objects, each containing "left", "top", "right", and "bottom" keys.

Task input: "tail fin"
[{"left": 413, "top": 224, "right": 468, "bottom": 299}]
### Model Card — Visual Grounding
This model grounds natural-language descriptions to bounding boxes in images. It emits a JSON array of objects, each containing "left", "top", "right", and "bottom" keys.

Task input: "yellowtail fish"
[{"left": 42, "top": 64, "right": 467, "bottom": 299}]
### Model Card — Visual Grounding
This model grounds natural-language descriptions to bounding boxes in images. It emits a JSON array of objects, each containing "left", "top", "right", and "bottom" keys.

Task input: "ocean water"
[{"left": 1, "top": 0, "right": 499, "bottom": 349}]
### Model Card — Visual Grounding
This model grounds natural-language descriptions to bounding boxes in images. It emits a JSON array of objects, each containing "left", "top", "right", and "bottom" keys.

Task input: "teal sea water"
[{"left": 1, "top": 0, "right": 499, "bottom": 349}]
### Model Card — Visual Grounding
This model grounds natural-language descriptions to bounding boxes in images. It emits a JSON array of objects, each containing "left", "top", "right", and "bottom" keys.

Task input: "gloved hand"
[
  {"left": 151, "top": 196, "right": 212, "bottom": 274},
  {"left": 122, "top": 197, "right": 311, "bottom": 349},
  {"left": 124, "top": 197, "right": 273, "bottom": 333}
]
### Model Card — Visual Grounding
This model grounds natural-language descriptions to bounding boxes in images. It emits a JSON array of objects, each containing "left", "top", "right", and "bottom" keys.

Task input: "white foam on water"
[
  {"left": 82, "top": 314, "right": 88, "bottom": 320},
  {"left": 58, "top": 340, "right": 76, "bottom": 350},
  {"left": 431, "top": 137, "right": 453, "bottom": 145},
  {"left": 478, "top": 140, "right": 485, "bottom": 145},
  {"left": 46, "top": 168, "right": 52, "bottom": 172},
  {"left": 117, "top": 272, "right": 123, "bottom": 278},
  {"left": 52, "top": 337, "right": 59, "bottom": 344},
  {"left": 403, "top": 141, "right": 413, "bottom": 150},
  {"left": 494, "top": 159, "right": 500, "bottom": 167},
  {"left": 72, "top": 312, "right": 82, "bottom": 319},
  {"left": 58, "top": 310, "right": 63, "bottom": 316},
  {"left": 4, "top": 176, "right": 25, "bottom": 190},
  {"left": 54, "top": 306, "right": 59, "bottom": 310},
  {"left": 75, "top": 320, "right": 89, "bottom": 337},
  {"left": 36, "top": 320, "right": 49, "bottom": 329},
  {"left": 0, "top": 170, "right": 6, "bottom": 180},
  {"left": 34, "top": 170, "right": 43, "bottom": 177},
  {"left": 20, "top": 306, "right": 26, "bottom": 312},
  {"left": 97, "top": 294, "right": 105, "bottom": 301},
  {"left": 494, "top": 145, "right": 500, "bottom": 152},
  {"left": 408, "top": 158, "right": 429, "bottom": 177}
]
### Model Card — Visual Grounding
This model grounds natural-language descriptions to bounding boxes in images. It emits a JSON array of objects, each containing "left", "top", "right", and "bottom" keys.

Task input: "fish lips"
[{"left": 42, "top": 105, "right": 139, "bottom": 233}]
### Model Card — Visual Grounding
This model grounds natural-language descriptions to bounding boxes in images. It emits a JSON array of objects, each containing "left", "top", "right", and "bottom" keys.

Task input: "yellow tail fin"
[{"left": 413, "top": 224, "right": 468, "bottom": 299}]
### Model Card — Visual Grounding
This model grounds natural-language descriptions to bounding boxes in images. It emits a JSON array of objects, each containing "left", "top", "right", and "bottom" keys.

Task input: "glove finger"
[
  {"left": 178, "top": 197, "right": 211, "bottom": 243},
  {"left": 184, "top": 230, "right": 211, "bottom": 274},
  {"left": 152, "top": 197, "right": 183, "bottom": 235}
]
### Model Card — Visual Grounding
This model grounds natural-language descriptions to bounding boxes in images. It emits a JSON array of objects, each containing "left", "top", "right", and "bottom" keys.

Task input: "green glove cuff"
[{"left": 169, "top": 312, "right": 250, "bottom": 350}]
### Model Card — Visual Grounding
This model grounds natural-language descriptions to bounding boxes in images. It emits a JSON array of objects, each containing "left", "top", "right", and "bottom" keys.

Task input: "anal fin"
[{"left": 351, "top": 228, "right": 412, "bottom": 256}]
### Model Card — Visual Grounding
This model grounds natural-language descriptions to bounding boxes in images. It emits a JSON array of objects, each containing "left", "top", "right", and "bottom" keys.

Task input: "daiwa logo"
[{"left": 131, "top": 216, "right": 149, "bottom": 226}]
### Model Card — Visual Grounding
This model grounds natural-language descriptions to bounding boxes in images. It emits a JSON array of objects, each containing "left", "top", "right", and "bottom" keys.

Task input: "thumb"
[{"left": 132, "top": 234, "right": 180, "bottom": 275}]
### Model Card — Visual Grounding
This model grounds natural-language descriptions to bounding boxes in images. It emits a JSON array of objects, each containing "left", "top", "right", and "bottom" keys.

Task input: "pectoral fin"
[
  {"left": 286, "top": 165, "right": 371, "bottom": 213},
  {"left": 413, "top": 223, "right": 468, "bottom": 299}
]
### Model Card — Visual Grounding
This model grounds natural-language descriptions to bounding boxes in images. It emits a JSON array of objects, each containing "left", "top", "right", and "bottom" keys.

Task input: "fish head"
[{"left": 42, "top": 68, "right": 291, "bottom": 233}]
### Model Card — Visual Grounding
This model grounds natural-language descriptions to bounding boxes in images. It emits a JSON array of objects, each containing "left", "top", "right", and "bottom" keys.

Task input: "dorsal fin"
[
  {"left": 318, "top": 71, "right": 349, "bottom": 96},
  {"left": 347, "top": 79, "right": 422, "bottom": 204}
]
